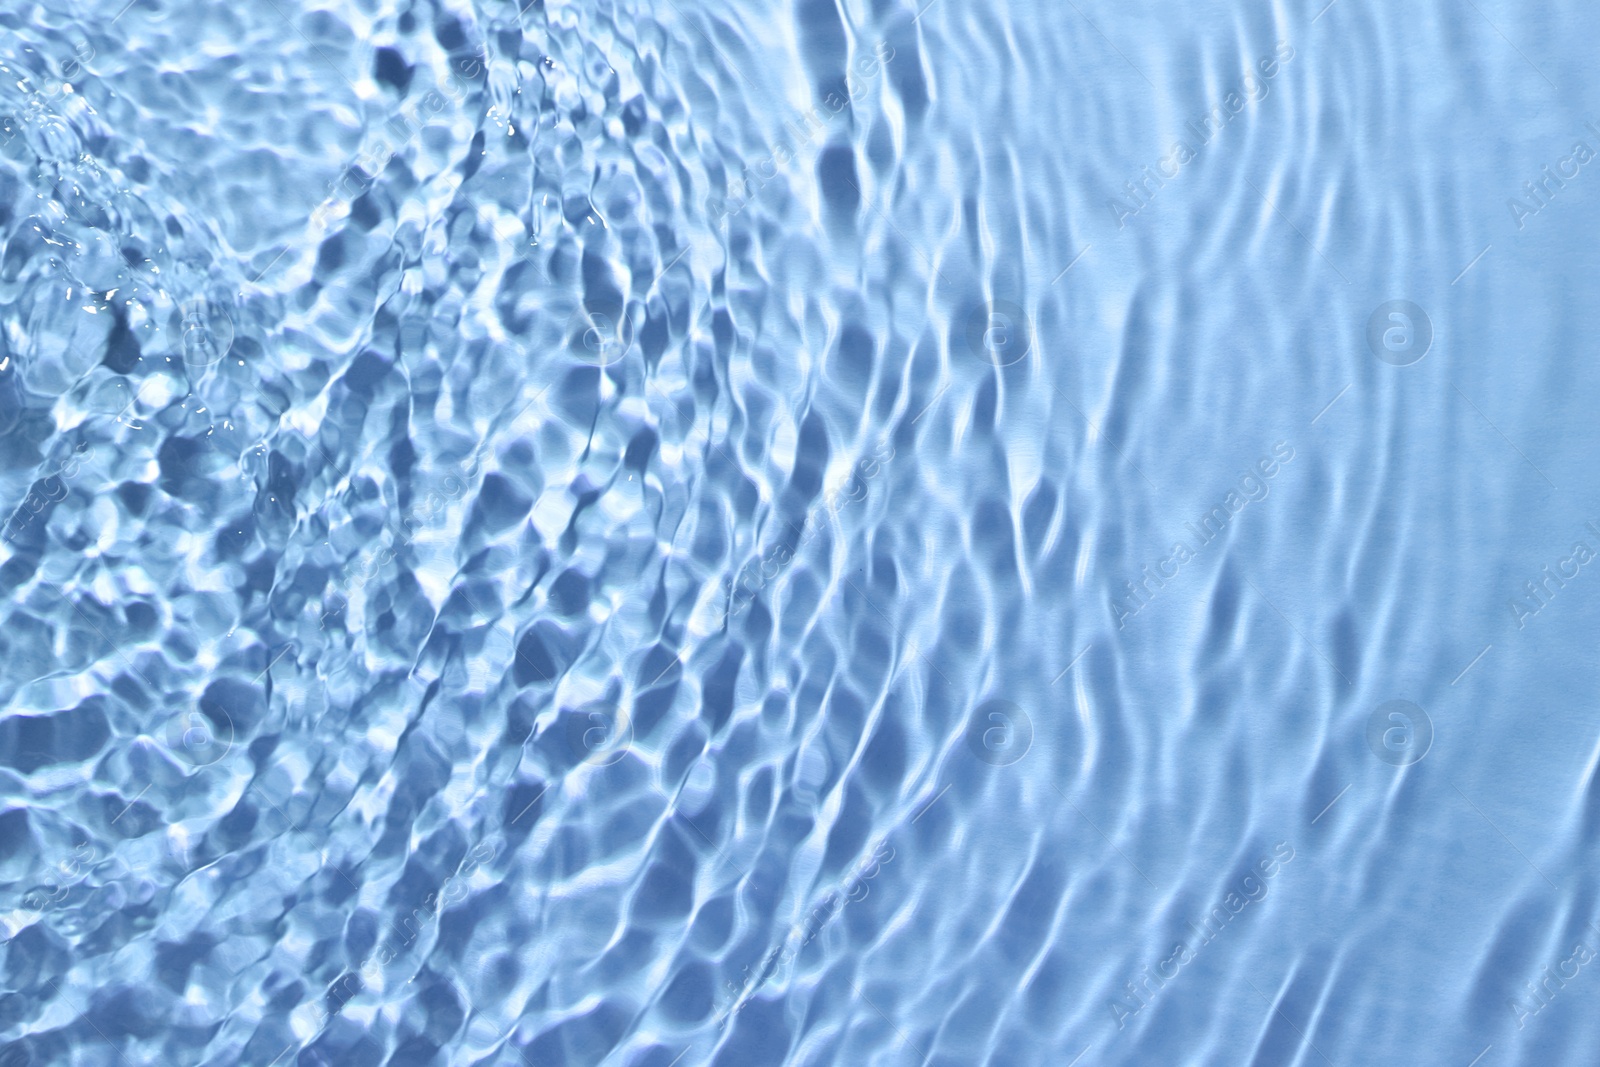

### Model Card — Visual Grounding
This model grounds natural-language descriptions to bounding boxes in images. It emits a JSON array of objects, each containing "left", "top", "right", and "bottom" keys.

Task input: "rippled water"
[{"left": 2, "top": 0, "right": 1599, "bottom": 1064}]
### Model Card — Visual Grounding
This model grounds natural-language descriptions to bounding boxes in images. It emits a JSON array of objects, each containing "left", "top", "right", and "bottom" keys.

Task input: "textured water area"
[{"left": 2, "top": 0, "right": 1599, "bottom": 1064}]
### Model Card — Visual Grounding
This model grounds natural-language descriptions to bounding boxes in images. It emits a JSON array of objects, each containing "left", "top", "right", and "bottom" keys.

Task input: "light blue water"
[{"left": 2, "top": 0, "right": 1599, "bottom": 1064}]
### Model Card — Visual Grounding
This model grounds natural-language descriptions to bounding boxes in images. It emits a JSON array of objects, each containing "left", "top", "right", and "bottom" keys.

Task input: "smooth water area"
[{"left": 1, "top": 0, "right": 1599, "bottom": 1064}]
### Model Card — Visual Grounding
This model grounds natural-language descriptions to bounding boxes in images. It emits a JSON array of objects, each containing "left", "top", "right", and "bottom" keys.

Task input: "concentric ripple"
[{"left": 4, "top": 1, "right": 1600, "bottom": 1066}]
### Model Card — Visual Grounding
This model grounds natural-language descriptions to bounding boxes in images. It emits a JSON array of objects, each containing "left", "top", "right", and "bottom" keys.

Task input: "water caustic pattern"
[{"left": 1, "top": 0, "right": 1600, "bottom": 1063}]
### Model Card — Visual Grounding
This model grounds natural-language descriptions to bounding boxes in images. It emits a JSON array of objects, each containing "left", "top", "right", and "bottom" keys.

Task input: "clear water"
[{"left": 1, "top": 0, "right": 1597, "bottom": 1064}]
